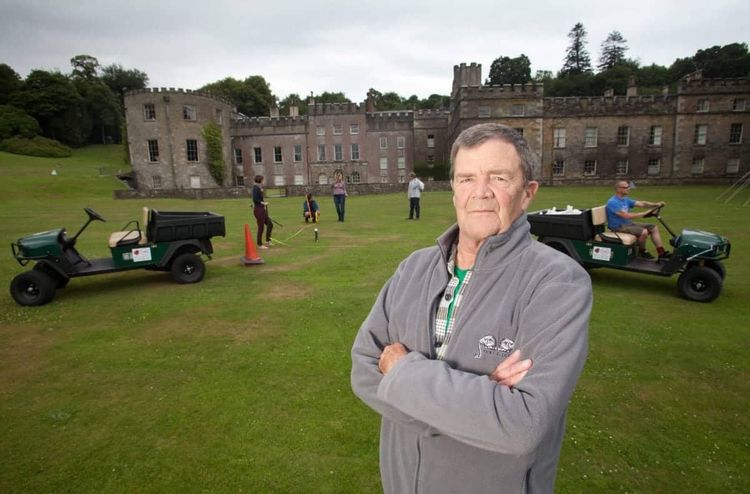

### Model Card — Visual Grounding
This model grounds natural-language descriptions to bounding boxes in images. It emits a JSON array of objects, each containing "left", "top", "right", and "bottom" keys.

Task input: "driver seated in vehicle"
[{"left": 606, "top": 180, "right": 669, "bottom": 260}]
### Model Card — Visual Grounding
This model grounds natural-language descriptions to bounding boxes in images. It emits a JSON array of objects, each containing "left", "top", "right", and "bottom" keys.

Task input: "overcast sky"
[{"left": 1, "top": 0, "right": 748, "bottom": 103}]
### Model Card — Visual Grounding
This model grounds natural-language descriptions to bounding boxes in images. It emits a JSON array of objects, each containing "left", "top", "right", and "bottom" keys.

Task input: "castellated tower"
[{"left": 124, "top": 88, "right": 236, "bottom": 192}]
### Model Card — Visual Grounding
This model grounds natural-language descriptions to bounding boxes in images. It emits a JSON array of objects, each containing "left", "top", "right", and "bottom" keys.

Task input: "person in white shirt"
[{"left": 407, "top": 172, "right": 425, "bottom": 220}]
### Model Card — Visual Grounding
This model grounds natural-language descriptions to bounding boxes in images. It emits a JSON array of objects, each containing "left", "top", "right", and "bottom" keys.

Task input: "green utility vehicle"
[
  {"left": 528, "top": 205, "right": 731, "bottom": 302},
  {"left": 10, "top": 207, "right": 225, "bottom": 306}
]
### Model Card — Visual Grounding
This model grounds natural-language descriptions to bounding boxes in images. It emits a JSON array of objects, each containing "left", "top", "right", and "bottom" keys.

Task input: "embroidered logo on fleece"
[{"left": 474, "top": 335, "right": 515, "bottom": 359}]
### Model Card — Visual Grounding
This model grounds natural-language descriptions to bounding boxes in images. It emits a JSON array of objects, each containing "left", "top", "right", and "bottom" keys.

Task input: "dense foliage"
[
  {"left": 0, "top": 135, "right": 72, "bottom": 157},
  {"left": 202, "top": 121, "right": 225, "bottom": 185}
]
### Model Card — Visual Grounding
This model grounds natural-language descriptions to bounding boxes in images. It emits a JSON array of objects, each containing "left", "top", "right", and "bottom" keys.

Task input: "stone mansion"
[{"left": 123, "top": 63, "right": 749, "bottom": 195}]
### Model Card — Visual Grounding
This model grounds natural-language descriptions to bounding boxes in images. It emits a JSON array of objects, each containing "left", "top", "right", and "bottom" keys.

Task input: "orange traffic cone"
[{"left": 241, "top": 224, "right": 265, "bottom": 265}]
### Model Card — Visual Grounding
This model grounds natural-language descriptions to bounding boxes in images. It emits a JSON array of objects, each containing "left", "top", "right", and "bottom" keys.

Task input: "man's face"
[
  {"left": 451, "top": 139, "right": 538, "bottom": 245},
  {"left": 615, "top": 182, "right": 630, "bottom": 196}
]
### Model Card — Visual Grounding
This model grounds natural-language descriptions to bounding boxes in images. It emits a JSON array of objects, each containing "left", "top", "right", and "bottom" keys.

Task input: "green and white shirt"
[{"left": 434, "top": 247, "right": 473, "bottom": 360}]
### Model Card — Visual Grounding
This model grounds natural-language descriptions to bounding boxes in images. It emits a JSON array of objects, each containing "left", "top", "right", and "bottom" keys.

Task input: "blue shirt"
[{"left": 606, "top": 195, "right": 636, "bottom": 230}]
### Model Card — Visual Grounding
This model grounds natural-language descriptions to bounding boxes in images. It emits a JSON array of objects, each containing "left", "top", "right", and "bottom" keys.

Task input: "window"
[
  {"left": 274, "top": 175, "right": 285, "bottom": 186},
  {"left": 318, "top": 173, "right": 328, "bottom": 185},
  {"left": 397, "top": 136, "right": 405, "bottom": 149},
  {"left": 427, "top": 134, "right": 435, "bottom": 148},
  {"left": 583, "top": 160, "right": 597, "bottom": 176},
  {"left": 649, "top": 126, "right": 663, "bottom": 146},
  {"left": 553, "top": 128, "right": 566, "bottom": 148},
  {"left": 427, "top": 155, "right": 435, "bottom": 166},
  {"left": 183, "top": 105, "right": 196, "bottom": 121},
  {"left": 697, "top": 99, "right": 709, "bottom": 112},
  {"left": 317, "top": 144, "right": 326, "bottom": 161},
  {"left": 379, "top": 137, "right": 388, "bottom": 149},
  {"left": 186, "top": 139, "right": 198, "bottom": 161},
  {"left": 143, "top": 103, "right": 156, "bottom": 120},
  {"left": 294, "top": 144, "right": 302, "bottom": 162},
  {"left": 398, "top": 157, "right": 405, "bottom": 169},
  {"left": 478, "top": 106, "right": 491, "bottom": 118},
  {"left": 274, "top": 146, "right": 282, "bottom": 163},
  {"left": 584, "top": 127, "right": 598, "bottom": 148},
  {"left": 350, "top": 124, "right": 360, "bottom": 135},
  {"left": 616, "top": 159, "right": 629, "bottom": 175},
  {"left": 333, "top": 124, "right": 343, "bottom": 135},
  {"left": 334, "top": 143, "right": 343, "bottom": 161},
  {"left": 691, "top": 157, "right": 705, "bottom": 175},
  {"left": 379, "top": 157, "right": 388, "bottom": 170},
  {"left": 351, "top": 143, "right": 360, "bottom": 160},
  {"left": 152, "top": 175, "right": 162, "bottom": 189},
  {"left": 316, "top": 126, "right": 325, "bottom": 136},
  {"left": 733, "top": 99, "right": 746, "bottom": 111},
  {"left": 381, "top": 176, "right": 389, "bottom": 183},
  {"left": 511, "top": 104, "right": 525, "bottom": 116},
  {"left": 147, "top": 139, "right": 159, "bottom": 162},
  {"left": 190, "top": 176, "right": 201, "bottom": 188},
  {"left": 729, "top": 123, "right": 743, "bottom": 144},
  {"left": 726, "top": 158, "right": 740, "bottom": 174},
  {"left": 345, "top": 175, "right": 352, "bottom": 184},
  {"left": 253, "top": 147, "right": 262, "bottom": 163},
  {"left": 235, "top": 176, "right": 245, "bottom": 186},
  {"left": 398, "top": 174, "right": 406, "bottom": 183},
  {"left": 514, "top": 128, "right": 524, "bottom": 137},
  {"left": 617, "top": 126, "right": 630, "bottom": 146},
  {"left": 552, "top": 160, "right": 565, "bottom": 176},
  {"left": 351, "top": 171, "right": 361, "bottom": 184},
  {"left": 234, "top": 148, "right": 243, "bottom": 164},
  {"left": 694, "top": 124, "right": 707, "bottom": 145},
  {"left": 648, "top": 158, "right": 661, "bottom": 176},
  {"left": 215, "top": 109, "right": 223, "bottom": 125},
  {"left": 294, "top": 175, "right": 304, "bottom": 185}
]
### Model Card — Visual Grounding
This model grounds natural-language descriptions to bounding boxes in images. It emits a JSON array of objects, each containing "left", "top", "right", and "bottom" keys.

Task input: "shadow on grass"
[
  {"left": 52, "top": 269, "right": 174, "bottom": 302},
  {"left": 587, "top": 268, "right": 676, "bottom": 297}
]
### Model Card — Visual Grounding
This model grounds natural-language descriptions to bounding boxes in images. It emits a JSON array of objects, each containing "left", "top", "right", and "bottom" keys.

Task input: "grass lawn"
[{"left": 1, "top": 146, "right": 748, "bottom": 493}]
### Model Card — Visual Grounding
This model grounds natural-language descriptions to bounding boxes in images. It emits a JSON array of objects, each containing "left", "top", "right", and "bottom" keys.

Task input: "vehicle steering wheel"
[
  {"left": 84, "top": 207, "right": 106, "bottom": 222},
  {"left": 643, "top": 204, "right": 664, "bottom": 218}
]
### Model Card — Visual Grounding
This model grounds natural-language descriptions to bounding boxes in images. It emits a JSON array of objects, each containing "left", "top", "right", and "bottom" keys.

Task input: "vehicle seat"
[
  {"left": 591, "top": 205, "right": 637, "bottom": 246},
  {"left": 108, "top": 210, "right": 150, "bottom": 248}
]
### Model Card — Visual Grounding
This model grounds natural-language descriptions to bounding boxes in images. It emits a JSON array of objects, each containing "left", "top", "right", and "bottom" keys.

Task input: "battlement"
[
  {"left": 678, "top": 76, "right": 750, "bottom": 95},
  {"left": 414, "top": 109, "right": 451, "bottom": 119},
  {"left": 456, "top": 83, "right": 544, "bottom": 100},
  {"left": 125, "top": 87, "right": 236, "bottom": 108},
  {"left": 544, "top": 94, "right": 676, "bottom": 116},
  {"left": 231, "top": 115, "right": 309, "bottom": 129},
  {"left": 308, "top": 102, "right": 364, "bottom": 115},
  {"left": 365, "top": 110, "right": 414, "bottom": 122}
]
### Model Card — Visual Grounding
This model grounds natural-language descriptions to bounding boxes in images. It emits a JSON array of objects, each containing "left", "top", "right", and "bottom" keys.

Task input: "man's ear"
[{"left": 522, "top": 181, "right": 539, "bottom": 209}]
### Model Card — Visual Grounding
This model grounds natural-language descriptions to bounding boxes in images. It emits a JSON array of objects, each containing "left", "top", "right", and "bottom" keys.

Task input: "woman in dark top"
[{"left": 252, "top": 175, "right": 273, "bottom": 249}]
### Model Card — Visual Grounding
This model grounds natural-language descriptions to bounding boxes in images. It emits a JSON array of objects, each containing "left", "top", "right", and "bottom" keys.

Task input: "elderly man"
[
  {"left": 606, "top": 180, "right": 668, "bottom": 259},
  {"left": 351, "top": 123, "right": 592, "bottom": 493}
]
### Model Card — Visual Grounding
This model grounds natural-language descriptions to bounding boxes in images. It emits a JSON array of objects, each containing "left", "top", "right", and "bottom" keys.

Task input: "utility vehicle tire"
[
  {"left": 10, "top": 270, "right": 56, "bottom": 306},
  {"left": 677, "top": 266, "right": 722, "bottom": 303},
  {"left": 170, "top": 253, "right": 205, "bottom": 284}
]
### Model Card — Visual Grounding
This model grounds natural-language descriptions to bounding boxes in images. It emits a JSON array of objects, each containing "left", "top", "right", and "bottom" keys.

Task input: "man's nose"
[{"left": 472, "top": 175, "right": 493, "bottom": 198}]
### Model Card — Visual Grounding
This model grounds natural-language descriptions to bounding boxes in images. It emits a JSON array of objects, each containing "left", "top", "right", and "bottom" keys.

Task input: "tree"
[
  {"left": 278, "top": 93, "right": 307, "bottom": 115},
  {"left": 10, "top": 70, "right": 82, "bottom": 144},
  {"left": 692, "top": 42, "right": 750, "bottom": 78},
  {"left": 486, "top": 54, "right": 531, "bottom": 85},
  {"left": 0, "top": 64, "right": 22, "bottom": 105},
  {"left": 200, "top": 76, "right": 275, "bottom": 117},
  {"left": 598, "top": 31, "right": 629, "bottom": 71},
  {"left": 560, "top": 22, "right": 592, "bottom": 76},
  {"left": 70, "top": 54, "right": 100, "bottom": 81},
  {"left": 0, "top": 105, "right": 41, "bottom": 139},
  {"left": 534, "top": 70, "right": 553, "bottom": 82},
  {"left": 100, "top": 64, "right": 149, "bottom": 103}
]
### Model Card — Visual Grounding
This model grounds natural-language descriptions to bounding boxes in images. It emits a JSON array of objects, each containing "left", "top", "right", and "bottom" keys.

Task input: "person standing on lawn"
[
  {"left": 407, "top": 172, "right": 425, "bottom": 220},
  {"left": 332, "top": 172, "right": 348, "bottom": 222},
  {"left": 251, "top": 174, "right": 273, "bottom": 249},
  {"left": 351, "top": 123, "right": 592, "bottom": 494}
]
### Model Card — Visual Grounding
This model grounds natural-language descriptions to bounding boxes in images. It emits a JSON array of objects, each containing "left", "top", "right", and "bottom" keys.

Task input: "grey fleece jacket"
[{"left": 351, "top": 215, "right": 592, "bottom": 494}]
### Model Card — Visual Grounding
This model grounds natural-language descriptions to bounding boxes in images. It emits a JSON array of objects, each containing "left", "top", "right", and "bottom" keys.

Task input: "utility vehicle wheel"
[
  {"left": 10, "top": 270, "right": 56, "bottom": 306},
  {"left": 677, "top": 266, "right": 722, "bottom": 303},
  {"left": 170, "top": 253, "right": 205, "bottom": 284}
]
